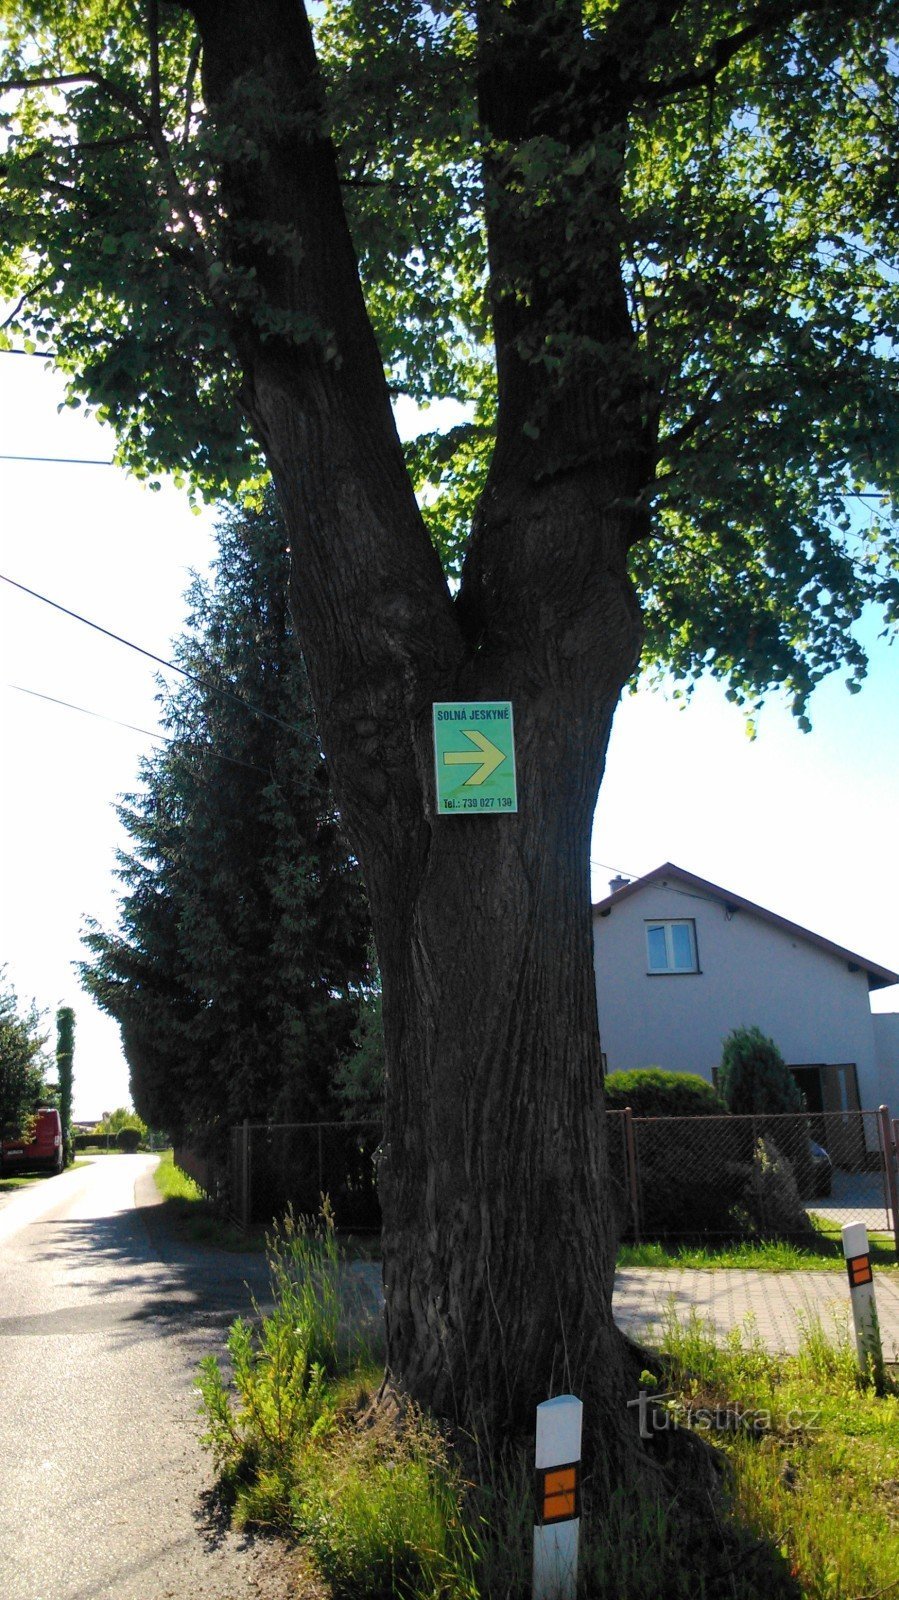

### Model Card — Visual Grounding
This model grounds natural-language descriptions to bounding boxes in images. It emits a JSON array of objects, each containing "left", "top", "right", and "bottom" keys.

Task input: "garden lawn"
[
  {"left": 618, "top": 1223, "right": 898, "bottom": 1273},
  {"left": 659, "top": 1310, "right": 899, "bottom": 1599}
]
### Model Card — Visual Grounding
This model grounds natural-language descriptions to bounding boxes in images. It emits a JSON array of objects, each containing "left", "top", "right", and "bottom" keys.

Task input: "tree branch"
[
  {"left": 176, "top": 0, "right": 464, "bottom": 860},
  {"left": 1, "top": 276, "right": 53, "bottom": 331},
  {"left": 0, "top": 71, "right": 150, "bottom": 127},
  {"left": 182, "top": 34, "right": 201, "bottom": 146},
  {"left": 638, "top": 0, "right": 836, "bottom": 102},
  {"left": 660, "top": 376, "right": 722, "bottom": 456},
  {"left": 148, "top": 0, "right": 164, "bottom": 143}
]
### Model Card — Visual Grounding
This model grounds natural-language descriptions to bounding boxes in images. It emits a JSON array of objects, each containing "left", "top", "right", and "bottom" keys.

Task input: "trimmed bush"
[
  {"left": 629, "top": 1117, "right": 752, "bottom": 1238},
  {"left": 604, "top": 1069, "right": 749, "bottom": 1237},
  {"left": 604, "top": 1067, "right": 726, "bottom": 1117},
  {"left": 116, "top": 1126, "right": 141, "bottom": 1152},
  {"left": 718, "top": 1026, "right": 804, "bottom": 1115}
]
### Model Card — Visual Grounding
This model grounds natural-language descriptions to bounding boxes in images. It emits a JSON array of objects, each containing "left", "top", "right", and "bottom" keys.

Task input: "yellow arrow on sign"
[{"left": 443, "top": 728, "right": 506, "bottom": 786}]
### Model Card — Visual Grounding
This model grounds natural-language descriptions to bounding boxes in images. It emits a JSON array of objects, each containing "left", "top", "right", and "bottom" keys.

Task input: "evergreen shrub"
[
  {"left": 718, "top": 1027, "right": 804, "bottom": 1115},
  {"left": 604, "top": 1067, "right": 726, "bottom": 1117},
  {"left": 605, "top": 1069, "right": 748, "bottom": 1238},
  {"left": 718, "top": 1027, "right": 812, "bottom": 1198}
]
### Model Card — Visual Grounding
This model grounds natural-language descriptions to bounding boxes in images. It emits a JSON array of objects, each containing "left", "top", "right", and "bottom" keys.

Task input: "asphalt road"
[{"left": 0, "top": 1155, "right": 302, "bottom": 1600}]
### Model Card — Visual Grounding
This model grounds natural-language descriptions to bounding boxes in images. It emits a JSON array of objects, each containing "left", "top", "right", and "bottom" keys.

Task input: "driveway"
[{"left": 807, "top": 1167, "right": 893, "bottom": 1235}]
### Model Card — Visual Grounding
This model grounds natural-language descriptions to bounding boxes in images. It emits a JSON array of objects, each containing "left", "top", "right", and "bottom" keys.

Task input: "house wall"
[
  {"left": 874, "top": 1014, "right": 899, "bottom": 1105},
  {"left": 592, "top": 877, "right": 887, "bottom": 1111}
]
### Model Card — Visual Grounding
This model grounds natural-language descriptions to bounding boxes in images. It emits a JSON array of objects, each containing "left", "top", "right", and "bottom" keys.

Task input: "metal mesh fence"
[
  {"left": 229, "top": 1119, "right": 381, "bottom": 1229},
  {"left": 607, "top": 1106, "right": 898, "bottom": 1251},
  {"left": 223, "top": 1106, "right": 898, "bottom": 1251}
]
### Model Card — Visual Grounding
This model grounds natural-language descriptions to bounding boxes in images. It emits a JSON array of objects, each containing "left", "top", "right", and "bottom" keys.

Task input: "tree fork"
[{"left": 185, "top": 0, "right": 648, "bottom": 1434}]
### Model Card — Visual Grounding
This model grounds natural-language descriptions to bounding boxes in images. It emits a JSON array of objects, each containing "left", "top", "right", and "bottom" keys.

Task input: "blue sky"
[{"left": 1, "top": 356, "right": 897, "bottom": 1118}]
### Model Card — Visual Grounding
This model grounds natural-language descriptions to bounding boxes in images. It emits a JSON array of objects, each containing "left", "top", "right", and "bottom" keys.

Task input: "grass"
[
  {"left": 0, "top": 1168, "right": 48, "bottom": 1192},
  {"left": 152, "top": 1149, "right": 269, "bottom": 1250},
  {"left": 197, "top": 1211, "right": 899, "bottom": 1599},
  {"left": 0, "top": 1158, "right": 95, "bottom": 1192},
  {"left": 657, "top": 1308, "right": 899, "bottom": 1598},
  {"left": 618, "top": 1218, "right": 898, "bottom": 1272}
]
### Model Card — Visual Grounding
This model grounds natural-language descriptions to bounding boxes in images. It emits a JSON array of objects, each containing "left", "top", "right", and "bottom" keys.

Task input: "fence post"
[
  {"left": 624, "top": 1107, "right": 640, "bottom": 1243},
  {"left": 877, "top": 1105, "right": 899, "bottom": 1262}
]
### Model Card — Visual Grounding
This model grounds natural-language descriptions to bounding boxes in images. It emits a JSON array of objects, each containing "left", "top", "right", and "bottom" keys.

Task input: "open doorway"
[{"left": 789, "top": 1063, "right": 863, "bottom": 1165}]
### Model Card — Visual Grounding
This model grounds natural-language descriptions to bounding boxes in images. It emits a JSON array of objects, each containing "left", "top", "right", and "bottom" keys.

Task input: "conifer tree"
[{"left": 81, "top": 495, "right": 373, "bottom": 1157}]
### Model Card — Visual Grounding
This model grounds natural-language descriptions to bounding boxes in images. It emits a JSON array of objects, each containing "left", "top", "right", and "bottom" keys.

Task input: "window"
[{"left": 645, "top": 919, "right": 698, "bottom": 974}]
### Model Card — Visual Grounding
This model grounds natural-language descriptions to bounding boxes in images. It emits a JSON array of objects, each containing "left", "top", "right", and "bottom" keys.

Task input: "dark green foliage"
[
  {"left": 245, "top": 1123, "right": 381, "bottom": 1230},
  {"left": 74, "top": 1132, "right": 110, "bottom": 1152},
  {"left": 718, "top": 1028, "right": 805, "bottom": 1116},
  {"left": 604, "top": 1068, "right": 726, "bottom": 1118},
  {"left": 604, "top": 1070, "right": 747, "bottom": 1238},
  {"left": 55, "top": 1006, "right": 75, "bottom": 1165},
  {"left": 0, "top": 969, "right": 49, "bottom": 1138},
  {"left": 717, "top": 1029, "right": 813, "bottom": 1202},
  {"left": 739, "top": 1138, "right": 813, "bottom": 1240},
  {"left": 79, "top": 494, "right": 374, "bottom": 1157},
  {"left": 1, "top": 4, "right": 898, "bottom": 710},
  {"left": 629, "top": 1119, "right": 751, "bottom": 1239},
  {"left": 116, "top": 1126, "right": 141, "bottom": 1153},
  {"left": 333, "top": 985, "right": 385, "bottom": 1122}
]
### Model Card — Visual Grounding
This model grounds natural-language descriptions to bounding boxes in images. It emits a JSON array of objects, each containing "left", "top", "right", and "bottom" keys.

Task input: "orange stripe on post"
[
  {"left": 536, "top": 1463, "right": 580, "bottom": 1525},
  {"left": 847, "top": 1254, "right": 873, "bottom": 1287}
]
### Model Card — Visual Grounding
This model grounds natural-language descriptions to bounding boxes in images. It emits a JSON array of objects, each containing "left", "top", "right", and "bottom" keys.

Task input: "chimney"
[{"left": 608, "top": 875, "right": 630, "bottom": 895}]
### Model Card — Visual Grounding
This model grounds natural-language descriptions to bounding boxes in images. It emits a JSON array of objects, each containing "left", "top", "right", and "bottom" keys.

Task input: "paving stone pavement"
[{"left": 613, "top": 1266, "right": 899, "bottom": 1358}]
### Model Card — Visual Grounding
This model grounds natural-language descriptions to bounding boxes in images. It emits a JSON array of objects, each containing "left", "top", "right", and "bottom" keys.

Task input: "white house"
[{"left": 592, "top": 862, "right": 899, "bottom": 1114}]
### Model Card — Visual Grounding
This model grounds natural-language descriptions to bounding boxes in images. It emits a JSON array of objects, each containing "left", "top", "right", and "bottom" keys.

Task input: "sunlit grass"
[
  {"left": 618, "top": 1220, "right": 897, "bottom": 1273},
  {"left": 202, "top": 1213, "right": 899, "bottom": 1597},
  {"left": 152, "top": 1149, "right": 268, "bottom": 1250},
  {"left": 659, "top": 1307, "right": 899, "bottom": 1599}
]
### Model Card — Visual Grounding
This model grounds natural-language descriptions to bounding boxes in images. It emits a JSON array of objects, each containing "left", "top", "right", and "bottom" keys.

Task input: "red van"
[{"left": 1, "top": 1108, "right": 64, "bottom": 1174}]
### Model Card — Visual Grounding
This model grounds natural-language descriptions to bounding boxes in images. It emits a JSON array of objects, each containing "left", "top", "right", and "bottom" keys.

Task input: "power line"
[
  {"left": 8, "top": 683, "right": 270, "bottom": 777},
  {"left": 590, "top": 857, "right": 639, "bottom": 882},
  {"left": 0, "top": 349, "right": 113, "bottom": 462},
  {"left": 10, "top": 683, "right": 164, "bottom": 742},
  {"left": 0, "top": 451, "right": 113, "bottom": 465},
  {"left": 0, "top": 571, "right": 301, "bottom": 738}
]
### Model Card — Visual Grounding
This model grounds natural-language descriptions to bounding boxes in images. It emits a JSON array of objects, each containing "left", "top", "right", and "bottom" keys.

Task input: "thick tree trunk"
[
  {"left": 188, "top": 0, "right": 648, "bottom": 1439},
  {"left": 374, "top": 583, "right": 642, "bottom": 1434}
]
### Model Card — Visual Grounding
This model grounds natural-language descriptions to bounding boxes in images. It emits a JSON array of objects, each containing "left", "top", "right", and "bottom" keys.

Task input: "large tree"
[
  {"left": 80, "top": 495, "right": 373, "bottom": 1155},
  {"left": 2, "top": 1, "right": 898, "bottom": 1441}
]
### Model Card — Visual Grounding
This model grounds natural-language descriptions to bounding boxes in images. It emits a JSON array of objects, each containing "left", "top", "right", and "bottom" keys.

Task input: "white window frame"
[{"left": 645, "top": 918, "right": 699, "bottom": 974}]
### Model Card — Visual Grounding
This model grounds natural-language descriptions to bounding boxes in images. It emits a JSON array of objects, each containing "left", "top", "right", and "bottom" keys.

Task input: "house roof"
[{"left": 592, "top": 862, "right": 899, "bottom": 992}]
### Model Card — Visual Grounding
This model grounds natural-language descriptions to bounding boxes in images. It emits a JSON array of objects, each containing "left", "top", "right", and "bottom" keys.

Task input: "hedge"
[{"left": 604, "top": 1067, "right": 726, "bottom": 1118}]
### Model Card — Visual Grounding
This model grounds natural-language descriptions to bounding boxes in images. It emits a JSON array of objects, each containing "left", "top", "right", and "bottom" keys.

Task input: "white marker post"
[
  {"left": 842, "top": 1221, "right": 883, "bottom": 1379},
  {"left": 533, "top": 1395, "right": 582, "bottom": 1600}
]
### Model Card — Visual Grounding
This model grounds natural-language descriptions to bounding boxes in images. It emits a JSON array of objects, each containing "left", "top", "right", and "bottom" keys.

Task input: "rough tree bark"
[{"left": 187, "top": 0, "right": 651, "bottom": 1436}]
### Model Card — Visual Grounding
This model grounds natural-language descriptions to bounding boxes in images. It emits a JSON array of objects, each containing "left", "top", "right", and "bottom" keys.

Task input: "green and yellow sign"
[{"left": 433, "top": 702, "right": 518, "bottom": 815}]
